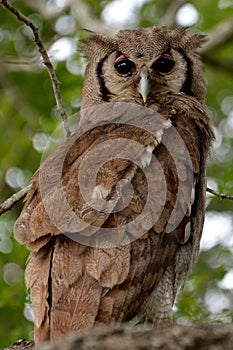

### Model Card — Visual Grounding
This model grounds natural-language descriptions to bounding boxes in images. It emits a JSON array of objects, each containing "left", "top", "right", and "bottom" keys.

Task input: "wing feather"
[{"left": 14, "top": 100, "right": 214, "bottom": 342}]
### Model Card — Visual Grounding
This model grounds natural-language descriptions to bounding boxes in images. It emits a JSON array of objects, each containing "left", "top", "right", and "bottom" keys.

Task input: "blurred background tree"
[{"left": 0, "top": 0, "right": 232, "bottom": 347}]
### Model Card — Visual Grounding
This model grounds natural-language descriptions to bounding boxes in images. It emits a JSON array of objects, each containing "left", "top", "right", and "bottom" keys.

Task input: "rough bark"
[{"left": 3, "top": 324, "right": 233, "bottom": 350}]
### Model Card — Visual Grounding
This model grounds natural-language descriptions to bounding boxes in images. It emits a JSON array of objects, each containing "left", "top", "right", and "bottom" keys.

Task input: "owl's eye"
[
  {"left": 114, "top": 59, "right": 135, "bottom": 75},
  {"left": 152, "top": 56, "right": 175, "bottom": 74}
]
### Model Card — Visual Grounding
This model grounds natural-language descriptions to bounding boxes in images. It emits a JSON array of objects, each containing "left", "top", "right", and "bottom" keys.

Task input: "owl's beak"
[{"left": 138, "top": 68, "right": 151, "bottom": 103}]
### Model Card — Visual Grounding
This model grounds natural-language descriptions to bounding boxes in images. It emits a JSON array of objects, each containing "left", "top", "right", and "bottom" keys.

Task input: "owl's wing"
[
  {"left": 14, "top": 102, "right": 170, "bottom": 341},
  {"left": 109, "top": 98, "right": 214, "bottom": 326},
  {"left": 15, "top": 102, "right": 170, "bottom": 248},
  {"left": 14, "top": 101, "right": 213, "bottom": 342}
]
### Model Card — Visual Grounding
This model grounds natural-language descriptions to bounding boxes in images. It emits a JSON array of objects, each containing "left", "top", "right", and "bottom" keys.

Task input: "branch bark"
[
  {"left": 206, "top": 187, "right": 233, "bottom": 200},
  {"left": 0, "top": 185, "right": 30, "bottom": 216},
  {"left": 3, "top": 324, "right": 233, "bottom": 350},
  {"left": 0, "top": 0, "right": 71, "bottom": 138}
]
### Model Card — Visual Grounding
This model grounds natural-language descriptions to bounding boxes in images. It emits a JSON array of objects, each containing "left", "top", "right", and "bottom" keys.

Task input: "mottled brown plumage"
[{"left": 14, "top": 26, "right": 214, "bottom": 344}]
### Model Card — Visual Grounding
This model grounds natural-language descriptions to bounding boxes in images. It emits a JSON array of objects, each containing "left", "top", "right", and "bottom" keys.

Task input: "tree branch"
[
  {"left": 4, "top": 324, "right": 233, "bottom": 350},
  {"left": 200, "top": 15, "right": 233, "bottom": 54},
  {"left": 0, "top": 185, "right": 31, "bottom": 216},
  {"left": 0, "top": 0, "right": 71, "bottom": 138},
  {"left": 206, "top": 187, "right": 233, "bottom": 200}
]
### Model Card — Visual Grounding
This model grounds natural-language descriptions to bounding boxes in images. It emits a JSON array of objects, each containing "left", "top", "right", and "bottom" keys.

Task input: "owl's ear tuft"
[
  {"left": 183, "top": 33, "right": 207, "bottom": 51},
  {"left": 81, "top": 34, "right": 117, "bottom": 61},
  {"left": 177, "top": 28, "right": 207, "bottom": 51},
  {"left": 190, "top": 34, "right": 207, "bottom": 48}
]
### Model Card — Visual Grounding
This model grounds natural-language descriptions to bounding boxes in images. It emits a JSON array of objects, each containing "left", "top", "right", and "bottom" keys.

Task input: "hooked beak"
[{"left": 137, "top": 68, "right": 151, "bottom": 103}]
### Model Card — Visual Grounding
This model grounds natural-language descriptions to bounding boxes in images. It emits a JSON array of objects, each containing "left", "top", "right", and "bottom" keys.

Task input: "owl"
[{"left": 14, "top": 27, "right": 214, "bottom": 344}]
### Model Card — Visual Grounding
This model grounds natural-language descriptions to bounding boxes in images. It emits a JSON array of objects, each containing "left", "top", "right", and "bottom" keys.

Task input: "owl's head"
[{"left": 81, "top": 27, "right": 206, "bottom": 109}]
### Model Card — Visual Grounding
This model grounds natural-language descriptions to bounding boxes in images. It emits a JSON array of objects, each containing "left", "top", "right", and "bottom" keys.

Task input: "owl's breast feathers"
[{"left": 14, "top": 99, "right": 214, "bottom": 343}]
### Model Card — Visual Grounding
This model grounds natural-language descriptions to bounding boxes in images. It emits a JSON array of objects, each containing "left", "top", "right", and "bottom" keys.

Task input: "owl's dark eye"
[
  {"left": 114, "top": 59, "right": 135, "bottom": 75},
  {"left": 152, "top": 56, "right": 175, "bottom": 74}
]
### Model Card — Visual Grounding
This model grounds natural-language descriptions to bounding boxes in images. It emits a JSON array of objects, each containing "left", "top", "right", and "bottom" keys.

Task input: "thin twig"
[
  {"left": 206, "top": 187, "right": 233, "bottom": 200},
  {"left": 0, "top": 0, "right": 71, "bottom": 138},
  {"left": 0, "top": 185, "right": 31, "bottom": 216}
]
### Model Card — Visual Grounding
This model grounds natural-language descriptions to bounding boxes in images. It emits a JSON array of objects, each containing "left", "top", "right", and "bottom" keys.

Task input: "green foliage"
[
  {"left": 175, "top": 246, "right": 233, "bottom": 324},
  {"left": 0, "top": 212, "right": 33, "bottom": 346},
  {"left": 0, "top": 0, "right": 232, "bottom": 347}
]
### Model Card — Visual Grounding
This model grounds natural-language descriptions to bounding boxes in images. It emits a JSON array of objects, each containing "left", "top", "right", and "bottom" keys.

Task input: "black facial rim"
[
  {"left": 95, "top": 49, "right": 194, "bottom": 100},
  {"left": 178, "top": 48, "right": 194, "bottom": 97},
  {"left": 96, "top": 54, "right": 115, "bottom": 102}
]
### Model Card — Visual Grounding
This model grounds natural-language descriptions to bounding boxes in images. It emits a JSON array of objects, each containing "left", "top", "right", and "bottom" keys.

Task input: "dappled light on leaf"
[
  {"left": 49, "top": 37, "right": 76, "bottom": 62},
  {"left": 201, "top": 211, "right": 233, "bottom": 250},
  {"left": 55, "top": 15, "right": 76, "bottom": 35},
  {"left": 3, "top": 263, "right": 23, "bottom": 285},
  {"left": 176, "top": 4, "right": 199, "bottom": 26},
  {"left": 33, "top": 132, "right": 50, "bottom": 153},
  {"left": 204, "top": 289, "right": 231, "bottom": 313},
  {"left": 5, "top": 167, "right": 31, "bottom": 189},
  {"left": 0, "top": 235, "right": 13, "bottom": 254}
]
